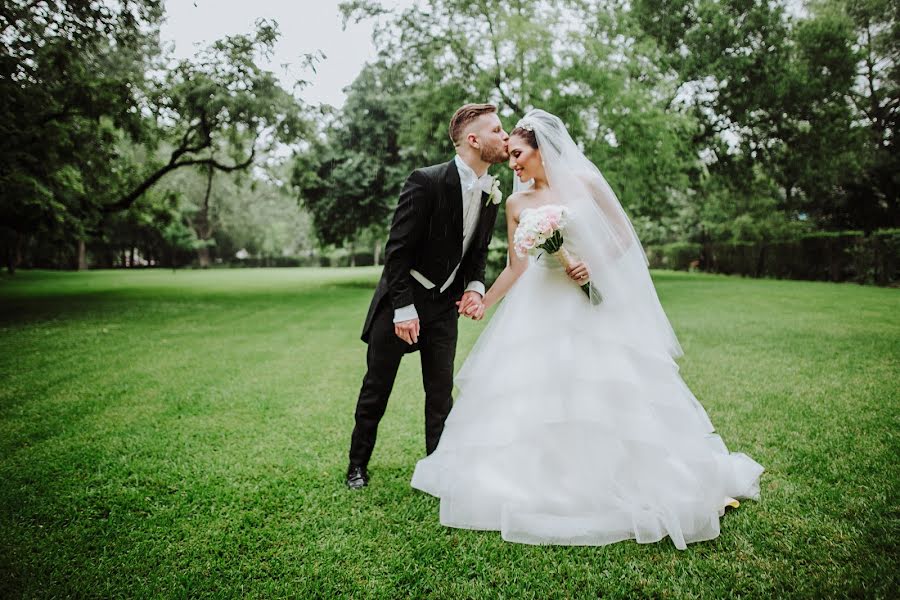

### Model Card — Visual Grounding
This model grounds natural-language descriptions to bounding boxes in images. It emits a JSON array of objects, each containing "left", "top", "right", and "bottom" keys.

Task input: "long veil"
[{"left": 513, "top": 109, "right": 683, "bottom": 359}]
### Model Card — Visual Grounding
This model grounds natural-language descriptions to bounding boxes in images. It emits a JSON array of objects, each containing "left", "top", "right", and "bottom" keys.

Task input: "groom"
[{"left": 346, "top": 103, "right": 509, "bottom": 489}]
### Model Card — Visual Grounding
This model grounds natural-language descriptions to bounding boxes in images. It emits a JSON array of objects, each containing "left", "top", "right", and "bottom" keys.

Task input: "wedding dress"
[{"left": 410, "top": 110, "right": 763, "bottom": 550}]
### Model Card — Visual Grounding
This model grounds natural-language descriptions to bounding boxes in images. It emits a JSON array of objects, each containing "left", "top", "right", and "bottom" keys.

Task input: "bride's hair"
[
  {"left": 510, "top": 126, "right": 538, "bottom": 149},
  {"left": 512, "top": 116, "right": 564, "bottom": 156}
]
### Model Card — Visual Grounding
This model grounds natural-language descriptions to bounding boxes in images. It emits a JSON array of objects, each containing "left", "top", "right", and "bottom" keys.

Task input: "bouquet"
[{"left": 514, "top": 205, "right": 602, "bottom": 304}]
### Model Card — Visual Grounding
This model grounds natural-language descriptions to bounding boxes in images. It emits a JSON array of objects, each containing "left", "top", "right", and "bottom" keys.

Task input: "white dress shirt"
[{"left": 393, "top": 155, "right": 490, "bottom": 323}]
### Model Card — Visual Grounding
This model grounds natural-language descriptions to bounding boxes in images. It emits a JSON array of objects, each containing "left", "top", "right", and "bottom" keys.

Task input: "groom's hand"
[
  {"left": 456, "top": 291, "right": 482, "bottom": 318},
  {"left": 394, "top": 318, "right": 420, "bottom": 345}
]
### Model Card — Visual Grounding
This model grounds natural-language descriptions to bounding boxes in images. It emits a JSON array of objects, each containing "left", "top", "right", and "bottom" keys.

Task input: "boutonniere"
[{"left": 485, "top": 177, "right": 502, "bottom": 206}]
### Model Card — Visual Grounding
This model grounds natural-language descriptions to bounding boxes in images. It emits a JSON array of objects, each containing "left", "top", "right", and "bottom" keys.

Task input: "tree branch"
[
  {"left": 38, "top": 99, "right": 81, "bottom": 126},
  {"left": 479, "top": 1, "right": 523, "bottom": 114},
  {"left": 171, "top": 114, "right": 214, "bottom": 163},
  {"left": 102, "top": 137, "right": 258, "bottom": 213}
]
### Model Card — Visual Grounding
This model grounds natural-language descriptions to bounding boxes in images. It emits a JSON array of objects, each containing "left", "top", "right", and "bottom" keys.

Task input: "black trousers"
[{"left": 348, "top": 288, "right": 459, "bottom": 468}]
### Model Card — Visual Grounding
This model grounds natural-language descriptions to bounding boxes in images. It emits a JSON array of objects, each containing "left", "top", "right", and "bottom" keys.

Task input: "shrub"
[
  {"left": 646, "top": 243, "right": 702, "bottom": 271},
  {"left": 645, "top": 230, "right": 900, "bottom": 286}
]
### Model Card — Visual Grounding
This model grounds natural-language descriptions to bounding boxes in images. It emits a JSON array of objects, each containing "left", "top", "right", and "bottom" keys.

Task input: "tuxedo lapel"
[
  {"left": 476, "top": 191, "right": 496, "bottom": 240},
  {"left": 443, "top": 159, "right": 464, "bottom": 244}
]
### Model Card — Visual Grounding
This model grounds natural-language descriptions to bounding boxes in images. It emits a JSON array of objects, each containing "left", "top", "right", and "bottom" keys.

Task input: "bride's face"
[{"left": 507, "top": 135, "right": 544, "bottom": 183}]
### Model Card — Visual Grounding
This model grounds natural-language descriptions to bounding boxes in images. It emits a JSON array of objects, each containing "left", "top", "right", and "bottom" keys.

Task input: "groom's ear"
[{"left": 466, "top": 132, "right": 479, "bottom": 149}]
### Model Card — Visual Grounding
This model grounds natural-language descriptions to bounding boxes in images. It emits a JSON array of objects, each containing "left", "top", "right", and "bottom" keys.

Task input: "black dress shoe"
[{"left": 346, "top": 465, "right": 369, "bottom": 489}]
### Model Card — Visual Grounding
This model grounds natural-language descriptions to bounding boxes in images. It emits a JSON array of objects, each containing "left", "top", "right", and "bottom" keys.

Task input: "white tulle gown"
[{"left": 411, "top": 241, "right": 764, "bottom": 550}]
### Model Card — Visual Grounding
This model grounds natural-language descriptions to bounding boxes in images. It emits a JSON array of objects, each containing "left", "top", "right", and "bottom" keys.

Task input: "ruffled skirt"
[{"left": 411, "top": 259, "right": 763, "bottom": 549}]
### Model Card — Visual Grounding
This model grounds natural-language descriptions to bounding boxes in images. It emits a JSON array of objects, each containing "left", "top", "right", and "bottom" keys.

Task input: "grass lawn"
[{"left": 0, "top": 267, "right": 897, "bottom": 598}]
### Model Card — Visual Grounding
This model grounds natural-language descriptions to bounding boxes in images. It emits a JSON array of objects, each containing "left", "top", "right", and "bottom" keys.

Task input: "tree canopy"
[
  {"left": 1, "top": 1, "right": 312, "bottom": 272},
  {"left": 2, "top": 0, "right": 897, "bottom": 274},
  {"left": 293, "top": 0, "right": 897, "bottom": 251}
]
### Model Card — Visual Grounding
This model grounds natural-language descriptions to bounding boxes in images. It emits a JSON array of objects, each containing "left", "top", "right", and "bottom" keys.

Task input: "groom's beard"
[{"left": 481, "top": 144, "right": 509, "bottom": 164}]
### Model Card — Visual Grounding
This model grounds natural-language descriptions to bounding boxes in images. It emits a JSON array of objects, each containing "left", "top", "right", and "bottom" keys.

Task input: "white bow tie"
[{"left": 466, "top": 174, "right": 494, "bottom": 195}]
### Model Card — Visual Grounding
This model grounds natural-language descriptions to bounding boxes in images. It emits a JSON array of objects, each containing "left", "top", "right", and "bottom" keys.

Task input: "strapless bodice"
[{"left": 516, "top": 206, "right": 582, "bottom": 272}]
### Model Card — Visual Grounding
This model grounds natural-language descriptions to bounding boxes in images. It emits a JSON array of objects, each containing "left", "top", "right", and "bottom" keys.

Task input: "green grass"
[{"left": 0, "top": 267, "right": 897, "bottom": 599}]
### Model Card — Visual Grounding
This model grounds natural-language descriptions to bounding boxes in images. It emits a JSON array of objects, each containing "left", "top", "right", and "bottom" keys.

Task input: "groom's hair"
[{"left": 449, "top": 103, "right": 497, "bottom": 147}]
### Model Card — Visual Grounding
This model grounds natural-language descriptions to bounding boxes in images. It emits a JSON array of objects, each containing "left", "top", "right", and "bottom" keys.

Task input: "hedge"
[{"left": 645, "top": 229, "right": 900, "bottom": 285}]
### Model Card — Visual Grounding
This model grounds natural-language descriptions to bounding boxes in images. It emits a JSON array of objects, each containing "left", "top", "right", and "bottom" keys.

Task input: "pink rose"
[{"left": 538, "top": 219, "right": 552, "bottom": 235}]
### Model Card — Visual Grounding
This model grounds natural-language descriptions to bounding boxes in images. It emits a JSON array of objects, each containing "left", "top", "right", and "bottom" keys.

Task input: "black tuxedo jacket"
[{"left": 361, "top": 159, "right": 500, "bottom": 343}]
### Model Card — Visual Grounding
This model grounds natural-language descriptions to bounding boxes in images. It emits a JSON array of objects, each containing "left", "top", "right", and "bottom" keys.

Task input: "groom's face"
[{"left": 472, "top": 113, "right": 510, "bottom": 164}]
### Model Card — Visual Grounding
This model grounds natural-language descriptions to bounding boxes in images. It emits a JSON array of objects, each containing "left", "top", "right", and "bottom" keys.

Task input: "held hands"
[
  {"left": 456, "top": 290, "right": 486, "bottom": 321},
  {"left": 452, "top": 264, "right": 587, "bottom": 323},
  {"left": 394, "top": 318, "right": 420, "bottom": 345},
  {"left": 395, "top": 290, "right": 486, "bottom": 345},
  {"left": 566, "top": 260, "right": 590, "bottom": 284}
]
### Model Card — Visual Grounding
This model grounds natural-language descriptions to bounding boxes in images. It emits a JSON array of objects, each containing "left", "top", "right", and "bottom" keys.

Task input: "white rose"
[{"left": 487, "top": 178, "right": 502, "bottom": 205}]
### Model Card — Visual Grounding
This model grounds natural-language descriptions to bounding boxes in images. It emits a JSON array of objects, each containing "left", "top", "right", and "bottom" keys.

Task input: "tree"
[
  {"left": 0, "top": 0, "right": 163, "bottom": 273},
  {"left": 160, "top": 159, "right": 314, "bottom": 267},
  {"left": 839, "top": 0, "right": 899, "bottom": 230},
  {"left": 633, "top": 0, "right": 896, "bottom": 233},
  {"left": 292, "top": 63, "right": 404, "bottom": 251},
  {"left": 0, "top": 0, "right": 311, "bottom": 272},
  {"left": 334, "top": 0, "right": 700, "bottom": 244},
  {"left": 103, "top": 22, "right": 310, "bottom": 214}
]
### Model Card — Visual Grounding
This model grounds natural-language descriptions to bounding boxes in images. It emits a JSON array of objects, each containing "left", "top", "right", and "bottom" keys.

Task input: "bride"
[{"left": 410, "top": 109, "right": 764, "bottom": 549}]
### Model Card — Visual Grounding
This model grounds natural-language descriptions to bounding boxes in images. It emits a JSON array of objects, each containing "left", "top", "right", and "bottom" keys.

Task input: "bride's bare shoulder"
[{"left": 505, "top": 191, "right": 534, "bottom": 221}]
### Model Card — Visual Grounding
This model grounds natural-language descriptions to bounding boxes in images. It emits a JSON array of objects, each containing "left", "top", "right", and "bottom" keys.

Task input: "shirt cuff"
[
  {"left": 465, "top": 281, "right": 485, "bottom": 296},
  {"left": 393, "top": 304, "right": 419, "bottom": 323}
]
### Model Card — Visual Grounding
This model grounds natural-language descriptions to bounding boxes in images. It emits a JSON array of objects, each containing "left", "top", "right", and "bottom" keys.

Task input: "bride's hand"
[
  {"left": 465, "top": 301, "right": 486, "bottom": 321},
  {"left": 457, "top": 292, "right": 486, "bottom": 321},
  {"left": 457, "top": 291, "right": 482, "bottom": 316},
  {"left": 566, "top": 261, "right": 590, "bottom": 283}
]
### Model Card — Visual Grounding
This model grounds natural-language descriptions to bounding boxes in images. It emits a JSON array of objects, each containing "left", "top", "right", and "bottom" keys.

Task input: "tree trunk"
[
  {"left": 349, "top": 239, "right": 356, "bottom": 267},
  {"left": 5, "top": 232, "right": 16, "bottom": 275},
  {"left": 193, "top": 163, "right": 215, "bottom": 268},
  {"left": 77, "top": 239, "right": 88, "bottom": 271},
  {"left": 197, "top": 245, "right": 211, "bottom": 269},
  {"left": 755, "top": 244, "right": 766, "bottom": 278},
  {"left": 829, "top": 240, "right": 839, "bottom": 282},
  {"left": 130, "top": 246, "right": 136, "bottom": 268},
  {"left": 373, "top": 238, "right": 381, "bottom": 266},
  {"left": 5, "top": 230, "right": 23, "bottom": 275}
]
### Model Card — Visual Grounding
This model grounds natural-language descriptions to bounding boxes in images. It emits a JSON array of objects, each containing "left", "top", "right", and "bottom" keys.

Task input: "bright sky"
[{"left": 160, "top": 0, "right": 413, "bottom": 108}]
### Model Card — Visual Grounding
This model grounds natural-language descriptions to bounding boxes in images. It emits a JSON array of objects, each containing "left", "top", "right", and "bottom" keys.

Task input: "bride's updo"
[{"left": 510, "top": 125, "right": 538, "bottom": 149}]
